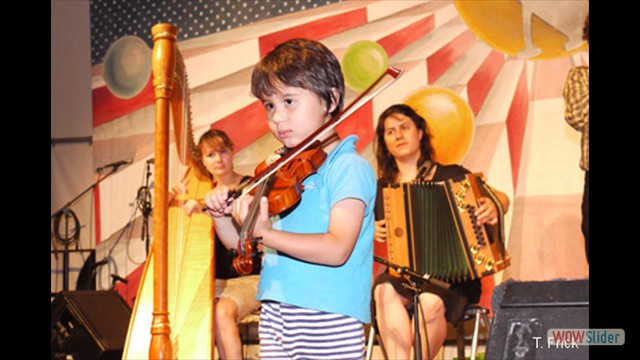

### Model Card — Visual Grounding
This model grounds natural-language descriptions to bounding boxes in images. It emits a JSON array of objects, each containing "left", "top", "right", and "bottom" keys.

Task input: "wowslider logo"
[{"left": 546, "top": 329, "right": 625, "bottom": 346}]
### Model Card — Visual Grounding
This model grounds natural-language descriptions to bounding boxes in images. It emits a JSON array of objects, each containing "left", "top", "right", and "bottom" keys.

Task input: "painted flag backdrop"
[{"left": 87, "top": 0, "right": 589, "bottom": 307}]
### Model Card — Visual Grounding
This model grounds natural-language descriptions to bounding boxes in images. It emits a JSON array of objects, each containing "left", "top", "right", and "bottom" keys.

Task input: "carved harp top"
[{"left": 152, "top": 24, "right": 199, "bottom": 168}]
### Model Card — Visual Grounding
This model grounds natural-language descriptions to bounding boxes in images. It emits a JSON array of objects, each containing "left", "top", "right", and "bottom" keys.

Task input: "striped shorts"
[{"left": 259, "top": 301, "right": 365, "bottom": 360}]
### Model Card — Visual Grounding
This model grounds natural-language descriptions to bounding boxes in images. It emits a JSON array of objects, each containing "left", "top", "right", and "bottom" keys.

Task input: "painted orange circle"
[{"left": 404, "top": 87, "right": 474, "bottom": 165}]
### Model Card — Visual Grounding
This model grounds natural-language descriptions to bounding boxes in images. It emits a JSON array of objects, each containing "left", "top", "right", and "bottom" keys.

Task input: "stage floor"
[{"left": 238, "top": 342, "right": 487, "bottom": 360}]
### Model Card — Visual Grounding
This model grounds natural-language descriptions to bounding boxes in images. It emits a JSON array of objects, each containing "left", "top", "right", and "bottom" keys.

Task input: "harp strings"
[{"left": 169, "top": 46, "right": 191, "bottom": 328}]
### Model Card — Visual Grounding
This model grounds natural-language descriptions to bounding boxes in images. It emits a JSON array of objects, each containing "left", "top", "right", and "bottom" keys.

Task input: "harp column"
[{"left": 149, "top": 23, "right": 177, "bottom": 360}]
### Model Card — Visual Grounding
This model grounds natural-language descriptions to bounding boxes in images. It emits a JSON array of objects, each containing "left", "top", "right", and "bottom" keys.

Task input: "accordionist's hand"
[
  {"left": 475, "top": 197, "right": 498, "bottom": 225},
  {"left": 374, "top": 219, "right": 387, "bottom": 243}
]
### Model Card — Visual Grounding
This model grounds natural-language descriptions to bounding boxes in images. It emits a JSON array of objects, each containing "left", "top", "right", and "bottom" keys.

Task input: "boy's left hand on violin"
[{"left": 231, "top": 194, "right": 273, "bottom": 241}]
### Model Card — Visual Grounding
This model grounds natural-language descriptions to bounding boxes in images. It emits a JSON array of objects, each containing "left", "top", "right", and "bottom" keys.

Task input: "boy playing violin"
[{"left": 204, "top": 38, "right": 376, "bottom": 359}]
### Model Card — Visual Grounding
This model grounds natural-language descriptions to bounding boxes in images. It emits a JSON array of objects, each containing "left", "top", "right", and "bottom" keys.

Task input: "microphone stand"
[
  {"left": 374, "top": 256, "right": 451, "bottom": 360},
  {"left": 137, "top": 160, "right": 153, "bottom": 257},
  {"left": 51, "top": 166, "right": 121, "bottom": 292}
]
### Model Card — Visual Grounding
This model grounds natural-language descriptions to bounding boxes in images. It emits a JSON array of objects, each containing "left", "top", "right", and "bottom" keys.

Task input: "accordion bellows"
[{"left": 383, "top": 173, "right": 510, "bottom": 284}]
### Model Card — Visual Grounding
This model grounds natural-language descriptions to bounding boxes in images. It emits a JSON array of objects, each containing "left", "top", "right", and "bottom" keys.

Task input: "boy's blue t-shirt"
[{"left": 256, "top": 135, "right": 376, "bottom": 323}]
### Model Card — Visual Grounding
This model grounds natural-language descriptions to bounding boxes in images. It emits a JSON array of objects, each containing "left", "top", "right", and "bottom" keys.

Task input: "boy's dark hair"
[
  {"left": 251, "top": 38, "right": 345, "bottom": 118},
  {"left": 375, "top": 104, "right": 435, "bottom": 184}
]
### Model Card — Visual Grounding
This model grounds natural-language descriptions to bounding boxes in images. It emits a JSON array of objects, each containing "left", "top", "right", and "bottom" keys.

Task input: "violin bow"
[{"left": 233, "top": 65, "right": 405, "bottom": 199}]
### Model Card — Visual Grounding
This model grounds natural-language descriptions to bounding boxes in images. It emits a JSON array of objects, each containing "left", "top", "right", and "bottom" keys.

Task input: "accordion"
[{"left": 382, "top": 173, "right": 510, "bottom": 284}]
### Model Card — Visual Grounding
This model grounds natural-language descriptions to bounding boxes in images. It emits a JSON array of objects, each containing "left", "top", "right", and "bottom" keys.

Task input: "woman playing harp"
[{"left": 169, "top": 129, "right": 261, "bottom": 359}]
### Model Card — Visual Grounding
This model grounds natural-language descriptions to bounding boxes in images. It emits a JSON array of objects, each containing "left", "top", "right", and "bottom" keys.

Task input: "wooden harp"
[{"left": 122, "top": 24, "right": 216, "bottom": 359}]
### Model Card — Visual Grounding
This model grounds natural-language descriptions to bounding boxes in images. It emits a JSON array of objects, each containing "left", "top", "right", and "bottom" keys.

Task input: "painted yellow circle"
[
  {"left": 404, "top": 87, "right": 474, "bottom": 165},
  {"left": 341, "top": 40, "right": 389, "bottom": 92},
  {"left": 454, "top": 0, "right": 588, "bottom": 60}
]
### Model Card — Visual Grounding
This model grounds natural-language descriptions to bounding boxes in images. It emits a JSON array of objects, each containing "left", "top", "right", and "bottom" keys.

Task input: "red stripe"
[
  {"left": 427, "top": 30, "right": 476, "bottom": 84},
  {"left": 113, "top": 262, "right": 145, "bottom": 308},
  {"left": 259, "top": 8, "right": 368, "bottom": 57},
  {"left": 479, "top": 276, "right": 496, "bottom": 317},
  {"left": 92, "top": 77, "right": 155, "bottom": 128},
  {"left": 467, "top": 50, "right": 504, "bottom": 115},
  {"left": 377, "top": 15, "right": 435, "bottom": 58},
  {"left": 373, "top": 241, "right": 387, "bottom": 280},
  {"left": 336, "top": 102, "right": 374, "bottom": 153},
  {"left": 210, "top": 100, "right": 269, "bottom": 152},
  {"left": 506, "top": 68, "right": 528, "bottom": 191}
]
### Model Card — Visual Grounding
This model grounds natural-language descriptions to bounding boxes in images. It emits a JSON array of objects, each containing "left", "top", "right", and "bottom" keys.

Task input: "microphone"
[
  {"left": 397, "top": 266, "right": 451, "bottom": 290},
  {"left": 97, "top": 158, "right": 133, "bottom": 173},
  {"left": 110, "top": 274, "right": 129, "bottom": 285},
  {"left": 92, "top": 258, "right": 109, "bottom": 269},
  {"left": 373, "top": 256, "right": 451, "bottom": 290}
]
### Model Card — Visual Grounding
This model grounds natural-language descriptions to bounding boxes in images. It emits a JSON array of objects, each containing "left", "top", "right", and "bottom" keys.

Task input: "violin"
[
  {"left": 230, "top": 65, "right": 404, "bottom": 275},
  {"left": 230, "top": 140, "right": 328, "bottom": 275},
  {"left": 231, "top": 141, "right": 326, "bottom": 274}
]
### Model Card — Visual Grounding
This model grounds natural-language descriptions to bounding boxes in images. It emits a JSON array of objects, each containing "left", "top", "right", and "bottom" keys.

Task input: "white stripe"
[
  {"left": 285, "top": 327, "right": 363, "bottom": 339},
  {"left": 283, "top": 340, "right": 364, "bottom": 350},
  {"left": 260, "top": 302, "right": 365, "bottom": 359},
  {"left": 283, "top": 318, "right": 360, "bottom": 329}
]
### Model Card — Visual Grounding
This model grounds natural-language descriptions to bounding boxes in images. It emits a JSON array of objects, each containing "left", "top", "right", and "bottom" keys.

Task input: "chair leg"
[
  {"left": 456, "top": 322, "right": 465, "bottom": 360},
  {"left": 470, "top": 311, "right": 482, "bottom": 360},
  {"left": 366, "top": 325, "right": 391, "bottom": 360},
  {"left": 366, "top": 325, "right": 376, "bottom": 360}
]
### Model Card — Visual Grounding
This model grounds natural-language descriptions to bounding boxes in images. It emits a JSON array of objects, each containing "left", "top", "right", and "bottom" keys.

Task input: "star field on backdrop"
[{"left": 90, "top": 0, "right": 342, "bottom": 65}]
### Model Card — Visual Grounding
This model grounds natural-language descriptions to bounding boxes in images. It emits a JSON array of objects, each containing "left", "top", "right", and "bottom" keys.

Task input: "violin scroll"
[{"left": 232, "top": 237, "right": 260, "bottom": 275}]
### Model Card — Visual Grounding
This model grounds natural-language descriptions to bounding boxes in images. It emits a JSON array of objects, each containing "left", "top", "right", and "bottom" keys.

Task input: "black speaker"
[
  {"left": 51, "top": 291, "right": 132, "bottom": 360},
  {"left": 485, "top": 279, "right": 589, "bottom": 360}
]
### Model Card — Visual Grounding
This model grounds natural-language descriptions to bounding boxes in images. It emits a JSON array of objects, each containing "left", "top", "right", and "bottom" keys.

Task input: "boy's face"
[
  {"left": 261, "top": 84, "right": 337, "bottom": 148},
  {"left": 201, "top": 144, "right": 234, "bottom": 179}
]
